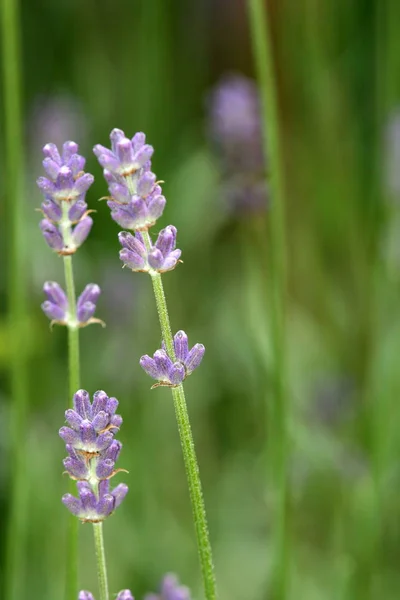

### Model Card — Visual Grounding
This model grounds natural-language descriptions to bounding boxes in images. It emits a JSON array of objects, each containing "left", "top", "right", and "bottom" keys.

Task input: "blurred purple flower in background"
[
  {"left": 30, "top": 94, "right": 88, "bottom": 153},
  {"left": 207, "top": 73, "right": 268, "bottom": 213},
  {"left": 144, "top": 574, "right": 191, "bottom": 600}
]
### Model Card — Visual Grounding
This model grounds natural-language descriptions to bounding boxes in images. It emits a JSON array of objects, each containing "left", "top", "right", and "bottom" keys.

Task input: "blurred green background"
[{"left": 2, "top": 0, "right": 400, "bottom": 599}]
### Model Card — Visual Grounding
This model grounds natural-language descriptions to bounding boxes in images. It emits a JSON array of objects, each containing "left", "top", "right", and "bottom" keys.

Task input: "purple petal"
[
  {"left": 137, "top": 171, "right": 156, "bottom": 197},
  {"left": 77, "top": 301, "right": 96, "bottom": 323},
  {"left": 147, "top": 248, "right": 164, "bottom": 270},
  {"left": 184, "top": 343, "right": 205, "bottom": 373},
  {"left": 155, "top": 226, "right": 177, "bottom": 256},
  {"left": 42, "top": 199, "right": 62, "bottom": 221},
  {"left": 96, "top": 432, "right": 114, "bottom": 451},
  {"left": 80, "top": 422, "right": 97, "bottom": 446},
  {"left": 43, "top": 142, "right": 61, "bottom": 163},
  {"left": 111, "top": 483, "right": 128, "bottom": 508},
  {"left": 79, "top": 485, "right": 97, "bottom": 512},
  {"left": 132, "top": 132, "right": 146, "bottom": 150},
  {"left": 72, "top": 216, "right": 93, "bottom": 248},
  {"left": 174, "top": 331, "right": 189, "bottom": 362},
  {"left": 62, "top": 493, "right": 82, "bottom": 516},
  {"left": 78, "top": 592, "right": 95, "bottom": 600},
  {"left": 59, "top": 427, "right": 80, "bottom": 446},
  {"left": 69, "top": 200, "right": 87, "bottom": 222},
  {"left": 74, "top": 390, "right": 92, "bottom": 419},
  {"left": 74, "top": 173, "right": 94, "bottom": 195},
  {"left": 153, "top": 350, "right": 173, "bottom": 379},
  {"left": 147, "top": 193, "right": 166, "bottom": 221},
  {"left": 62, "top": 141, "right": 79, "bottom": 162},
  {"left": 118, "top": 231, "right": 146, "bottom": 255},
  {"left": 103, "top": 440, "right": 122, "bottom": 462},
  {"left": 41, "top": 301, "right": 65, "bottom": 321},
  {"left": 40, "top": 219, "right": 64, "bottom": 251},
  {"left": 63, "top": 457, "right": 88, "bottom": 479},
  {"left": 92, "top": 390, "right": 108, "bottom": 415},
  {"left": 109, "top": 183, "right": 131, "bottom": 204},
  {"left": 169, "top": 363, "right": 186, "bottom": 385},
  {"left": 42, "top": 157, "right": 60, "bottom": 180},
  {"left": 78, "top": 284, "right": 101, "bottom": 307},
  {"left": 96, "top": 458, "right": 115, "bottom": 479},
  {"left": 91, "top": 410, "right": 109, "bottom": 432},
  {"left": 97, "top": 493, "right": 114, "bottom": 517},
  {"left": 120, "top": 248, "right": 146, "bottom": 270},
  {"left": 116, "top": 591, "right": 134, "bottom": 600},
  {"left": 161, "top": 249, "right": 181, "bottom": 271},
  {"left": 67, "top": 154, "right": 86, "bottom": 176},
  {"left": 65, "top": 408, "right": 83, "bottom": 430},
  {"left": 139, "top": 355, "right": 160, "bottom": 380}
]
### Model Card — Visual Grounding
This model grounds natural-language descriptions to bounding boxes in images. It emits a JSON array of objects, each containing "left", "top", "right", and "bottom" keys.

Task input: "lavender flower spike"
[
  {"left": 42, "top": 281, "right": 104, "bottom": 328},
  {"left": 119, "top": 226, "right": 181, "bottom": 274},
  {"left": 79, "top": 591, "right": 134, "bottom": 600},
  {"left": 144, "top": 574, "right": 191, "bottom": 600},
  {"left": 140, "top": 330, "right": 205, "bottom": 388},
  {"left": 60, "top": 389, "right": 128, "bottom": 522},
  {"left": 37, "top": 141, "right": 94, "bottom": 254},
  {"left": 94, "top": 129, "right": 166, "bottom": 231}
]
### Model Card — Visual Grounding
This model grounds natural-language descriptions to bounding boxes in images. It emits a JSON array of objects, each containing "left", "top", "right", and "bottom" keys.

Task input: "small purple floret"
[
  {"left": 118, "top": 226, "right": 181, "bottom": 273},
  {"left": 140, "top": 331, "right": 205, "bottom": 387},
  {"left": 41, "top": 282, "right": 102, "bottom": 327}
]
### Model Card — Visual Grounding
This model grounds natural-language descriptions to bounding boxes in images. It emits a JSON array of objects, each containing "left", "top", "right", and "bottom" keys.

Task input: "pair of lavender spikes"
[
  {"left": 60, "top": 390, "right": 128, "bottom": 522},
  {"left": 94, "top": 129, "right": 205, "bottom": 387}
]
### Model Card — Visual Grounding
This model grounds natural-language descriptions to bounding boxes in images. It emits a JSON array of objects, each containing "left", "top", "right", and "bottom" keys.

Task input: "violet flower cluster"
[
  {"left": 37, "top": 141, "right": 94, "bottom": 254},
  {"left": 144, "top": 574, "right": 191, "bottom": 600},
  {"left": 208, "top": 73, "right": 268, "bottom": 213},
  {"left": 42, "top": 281, "right": 103, "bottom": 328},
  {"left": 140, "top": 331, "right": 205, "bottom": 388},
  {"left": 60, "top": 389, "right": 128, "bottom": 522},
  {"left": 93, "top": 130, "right": 205, "bottom": 387}
]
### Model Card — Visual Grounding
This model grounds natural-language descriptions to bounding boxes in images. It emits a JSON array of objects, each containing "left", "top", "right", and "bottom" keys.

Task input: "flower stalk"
[
  {"left": 94, "top": 129, "right": 218, "bottom": 600},
  {"left": 93, "top": 523, "right": 109, "bottom": 600}
]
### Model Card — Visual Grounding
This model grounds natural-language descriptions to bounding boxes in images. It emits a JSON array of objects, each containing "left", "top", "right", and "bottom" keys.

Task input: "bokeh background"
[{"left": 2, "top": 0, "right": 400, "bottom": 599}]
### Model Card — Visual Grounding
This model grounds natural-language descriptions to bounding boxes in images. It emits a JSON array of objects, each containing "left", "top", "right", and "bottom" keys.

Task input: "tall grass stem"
[
  {"left": 1, "top": 0, "right": 29, "bottom": 598},
  {"left": 247, "top": 1, "right": 290, "bottom": 598}
]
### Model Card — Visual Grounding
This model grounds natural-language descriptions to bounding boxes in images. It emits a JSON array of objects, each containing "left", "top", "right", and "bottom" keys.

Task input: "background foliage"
[{"left": 1, "top": 0, "right": 400, "bottom": 599}]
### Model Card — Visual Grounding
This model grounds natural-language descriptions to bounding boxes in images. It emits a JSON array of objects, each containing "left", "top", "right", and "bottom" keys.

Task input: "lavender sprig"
[
  {"left": 42, "top": 281, "right": 104, "bottom": 328},
  {"left": 94, "top": 129, "right": 217, "bottom": 600}
]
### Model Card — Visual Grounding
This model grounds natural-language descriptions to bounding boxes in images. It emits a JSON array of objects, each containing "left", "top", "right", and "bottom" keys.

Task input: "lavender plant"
[
  {"left": 94, "top": 129, "right": 218, "bottom": 600},
  {"left": 36, "top": 142, "right": 103, "bottom": 600}
]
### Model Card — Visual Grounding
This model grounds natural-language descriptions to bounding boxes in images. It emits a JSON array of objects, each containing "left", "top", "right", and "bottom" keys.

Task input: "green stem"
[
  {"left": 1, "top": 0, "right": 29, "bottom": 598},
  {"left": 64, "top": 256, "right": 81, "bottom": 395},
  {"left": 143, "top": 231, "right": 217, "bottom": 600},
  {"left": 247, "top": 1, "right": 290, "bottom": 599},
  {"left": 63, "top": 255, "right": 80, "bottom": 600},
  {"left": 93, "top": 523, "right": 109, "bottom": 600}
]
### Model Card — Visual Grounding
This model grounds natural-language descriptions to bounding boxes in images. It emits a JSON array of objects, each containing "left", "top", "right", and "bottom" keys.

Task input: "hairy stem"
[
  {"left": 247, "top": 1, "right": 290, "bottom": 599},
  {"left": 63, "top": 255, "right": 80, "bottom": 600},
  {"left": 2, "top": 0, "right": 29, "bottom": 598},
  {"left": 142, "top": 230, "right": 217, "bottom": 600},
  {"left": 93, "top": 523, "right": 109, "bottom": 600}
]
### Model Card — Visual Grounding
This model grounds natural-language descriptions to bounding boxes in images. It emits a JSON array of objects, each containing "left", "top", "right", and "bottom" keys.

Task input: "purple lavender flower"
[
  {"left": 94, "top": 129, "right": 165, "bottom": 230},
  {"left": 79, "top": 592, "right": 133, "bottom": 600},
  {"left": 41, "top": 281, "right": 103, "bottom": 328},
  {"left": 37, "top": 141, "right": 94, "bottom": 254},
  {"left": 60, "top": 390, "right": 128, "bottom": 522},
  {"left": 144, "top": 574, "right": 191, "bottom": 600},
  {"left": 62, "top": 479, "right": 128, "bottom": 522},
  {"left": 140, "top": 331, "right": 205, "bottom": 388},
  {"left": 118, "top": 226, "right": 181, "bottom": 273},
  {"left": 207, "top": 73, "right": 268, "bottom": 213}
]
